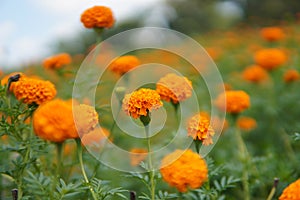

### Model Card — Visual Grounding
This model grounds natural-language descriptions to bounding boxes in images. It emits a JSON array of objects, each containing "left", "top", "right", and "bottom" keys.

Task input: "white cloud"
[{"left": 0, "top": 21, "right": 17, "bottom": 41}]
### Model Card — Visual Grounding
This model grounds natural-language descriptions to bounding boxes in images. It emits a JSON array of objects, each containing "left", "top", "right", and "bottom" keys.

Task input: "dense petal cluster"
[
  {"left": 109, "top": 55, "right": 141, "bottom": 75},
  {"left": 215, "top": 90, "right": 250, "bottom": 114},
  {"left": 160, "top": 149, "right": 208, "bottom": 192},
  {"left": 122, "top": 88, "right": 163, "bottom": 119},
  {"left": 237, "top": 116, "right": 257, "bottom": 131},
  {"left": 254, "top": 48, "right": 287, "bottom": 70},
  {"left": 129, "top": 148, "right": 148, "bottom": 166},
  {"left": 283, "top": 69, "right": 300, "bottom": 83},
  {"left": 33, "top": 99, "right": 78, "bottom": 143},
  {"left": 242, "top": 65, "right": 269, "bottom": 83},
  {"left": 156, "top": 73, "right": 192, "bottom": 104},
  {"left": 80, "top": 6, "right": 114, "bottom": 29},
  {"left": 13, "top": 77, "right": 56, "bottom": 105},
  {"left": 73, "top": 104, "right": 99, "bottom": 136},
  {"left": 186, "top": 112, "right": 215, "bottom": 145},
  {"left": 260, "top": 27, "right": 285, "bottom": 42},
  {"left": 81, "top": 127, "right": 109, "bottom": 146},
  {"left": 43, "top": 53, "right": 72, "bottom": 70},
  {"left": 279, "top": 179, "right": 300, "bottom": 200}
]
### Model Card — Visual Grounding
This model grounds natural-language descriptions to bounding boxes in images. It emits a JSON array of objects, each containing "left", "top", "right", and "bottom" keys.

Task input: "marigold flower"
[
  {"left": 279, "top": 179, "right": 300, "bottom": 200},
  {"left": 73, "top": 104, "right": 98, "bottom": 136},
  {"left": 254, "top": 48, "right": 287, "bottom": 70},
  {"left": 187, "top": 112, "right": 215, "bottom": 145},
  {"left": 156, "top": 73, "right": 192, "bottom": 104},
  {"left": 80, "top": 6, "right": 114, "bottom": 29},
  {"left": 160, "top": 149, "right": 208, "bottom": 192},
  {"left": 242, "top": 65, "right": 269, "bottom": 83},
  {"left": 129, "top": 148, "right": 148, "bottom": 166},
  {"left": 33, "top": 99, "right": 78, "bottom": 143},
  {"left": 81, "top": 127, "right": 109, "bottom": 146},
  {"left": 1, "top": 72, "right": 25, "bottom": 91},
  {"left": 237, "top": 116, "right": 257, "bottom": 131},
  {"left": 215, "top": 90, "right": 250, "bottom": 114},
  {"left": 13, "top": 77, "right": 56, "bottom": 105},
  {"left": 122, "top": 88, "right": 163, "bottom": 119},
  {"left": 109, "top": 55, "right": 141, "bottom": 76},
  {"left": 43, "top": 53, "right": 72, "bottom": 70},
  {"left": 260, "top": 27, "right": 285, "bottom": 42},
  {"left": 283, "top": 69, "right": 300, "bottom": 83}
]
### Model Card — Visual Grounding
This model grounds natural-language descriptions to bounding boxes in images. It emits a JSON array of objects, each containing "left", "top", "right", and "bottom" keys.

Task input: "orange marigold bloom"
[
  {"left": 283, "top": 69, "right": 300, "bottom": 83},
  {"left": 237, "top": 116, "right": 257, "bottom": 131},
  {"left": 187, "top": 112, "right": 215, "bottom": 145},
  {"left": 160, "top": 149, "right": 208, "bottom": 192},
  {"left": 81, "top": 127, "right": 109, "bottom": 146},
  {"left": 73, "top": 104, "right": 98, "bottom": 136},
  {"left": 33, "top": 99, "right": 78, "bottom": 143},
  {"left": 260, "top": 27, "right": 285, "bottom": 42},
  {"left": 242, "top": 65, "right": 269, "bottom": 83},
  {"left": 129, "top": 148, "right": 148, "bottom": 166},
  {"left": 215, "top": 90, "right": 250, "bottom": 114},
  {"left": 254, "top": 48, "right": 287, "bottom": 70},
  {"left": 109, "top": 55, "right": 141, "bottom": 76},
  {"left": 156, "top": 73, "right": 192, "bottom": 104},
  {"left": 279, "top": 179, "right": 300, "bottom": 200},
  {"left": 122, "top": 88, "right": 163, "bottom": 119},
  {"left": 43, "top": 53, "right": 72, "bottom": 70},
  {"left": 1, "top": 72, "right": 25, "bottom": 91},
  {"left": 80, "top": 6, "right": 114, "bottom": 29},
  {"left": 13, "top": 77, "right": 56, "bottom": 105}
]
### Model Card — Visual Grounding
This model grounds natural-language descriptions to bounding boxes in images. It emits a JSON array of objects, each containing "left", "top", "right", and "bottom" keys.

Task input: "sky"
[{"left": 0, "top": 0, "right": 164, "bottom": 70}]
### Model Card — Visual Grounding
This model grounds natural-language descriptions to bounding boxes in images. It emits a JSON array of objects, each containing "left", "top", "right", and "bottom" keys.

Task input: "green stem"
[
  {"left": 76, "top": 139, "right": 98, "bottom": 200},
  {"left": 56, "top": 143, "right": 63, "bottom": 178},
  {"left": 145, "top": 125, "right": 155, "bottom": 200}
]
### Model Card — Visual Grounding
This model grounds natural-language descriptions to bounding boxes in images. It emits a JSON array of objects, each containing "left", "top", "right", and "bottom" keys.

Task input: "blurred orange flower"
[
  {"left": 186, "top": 112, "right": 215, "bottom": 145},
  {"left": 33, "top": 99, "right": 78, "bottom": 143},
  {"left": 80, "top": 6, "right": 114, "bottom": 29},
  {"left": 215, "top": 90, "right": 250, "bottom": 114},
  {"left": 122, "top": 88, "right": 163, "bottom": 119},
  {"left": 160, "top": 149, "right": 208, "bottom": 192},
  {"left": 260, "top": 27, "right": 285, "bottom": 42},
  {"left": 156, "top": 73, "right": 192, "bottom": 104},
  {"left": 129, "top": 148, "right": 148, "bottom": 166},
  {"left": 109, "top": 55, "right": 141, "bottom": 76},
  {"left": 13, "top": 77, "right": 56, "bottom": 105},
  {"left": 237, "top": 116, "right": 257, "bottom": 131},
  {"left": 43, "top": 53, "right": 72, "bottom": 70},
  {"left": 279, "top": 179, "right": 300, "bottom": 200},
  {"left": 242, "top": 65, "right": 269, "bottom": 83},
  {"left": 73, "top": 104, "right": 98, "bottom": 136},
  {"left": 254, "top": 48, "right": 287, "bottom": 70},
  {"left": 283, "top": 69, "right": 300, "bottom": 83},
  {"left": 81, "top": 127, "right": 109, "bottom": 146}
]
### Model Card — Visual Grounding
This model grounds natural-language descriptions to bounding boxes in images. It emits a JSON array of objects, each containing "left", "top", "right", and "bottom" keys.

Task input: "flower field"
[{"left": 0, "top": 5, "right": 300, "bottom": 200}]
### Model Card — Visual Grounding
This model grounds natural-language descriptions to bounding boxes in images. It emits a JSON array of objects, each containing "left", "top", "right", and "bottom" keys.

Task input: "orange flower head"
[
  {"left": 242, "top": 65, "right": 269, "bottom": 83},
  {"left": 109, "top": 55, "right": 141, "bottom": 76},
  {"left": 81, "top": 127, "right": 109, "bottom": 146},
  {"left": 283, "top": 69, "right": 300, "bottom": 83},
  {"left": 13, "top": 77, "right": 56, "bottom": 105},
  {"left": 129, "top": 148, "right": 148, "bottom": 166},
  {"left": 156, "top": 73, "right": 192, "bottom": 104},
  {"left": 215, "top": 90, "right": 250, "bottom": 114},
  {"left": 33, "top": 99, "right": 78, "bottom": 143},
  {"left": 1, "top": 72, "right": 25, "bottom": 91},
  {"left": 43, "top": 53, "right": 72, "bottom": 70},
  {"left": 160, "top": 149, "right": 208, "bottom": 192},
  {"left": 260, "top": 27, "right": 285, "bottom": 42},
  {"left": 279, "top": 179, "right": 300, "bottom": 200},
  {"left": 122, "top": 88, "right": 163, "bottom": 119},
  {"left": 254, "top": 48, "right": 287, "bottom": 70},
  {"left": 73, "top": 104, "right": 99, "bottom": 136},
  {"left": 186, "top": 112, "right": 215, "bottom": 145},
  {"left": 237, "top": 116, "right": 257, "bottom": 131},
  {"left": 80, "top": 6, "right": 114, "bottom": 29}
]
